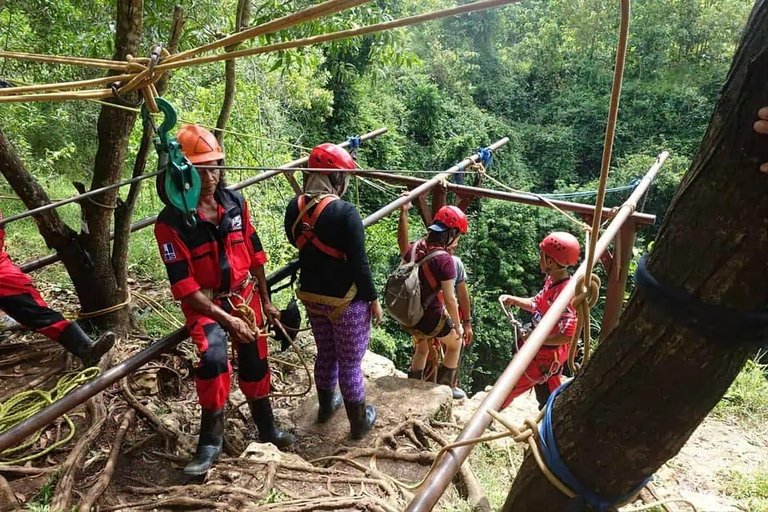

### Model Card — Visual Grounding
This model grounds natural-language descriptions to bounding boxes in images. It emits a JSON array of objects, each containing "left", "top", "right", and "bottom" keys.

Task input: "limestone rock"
[
  {"left": 290, "top": 375, "right": 452, "bottom": 459},
  {"left": 362, "top": 349, "right": 406, "bottom": 380}
]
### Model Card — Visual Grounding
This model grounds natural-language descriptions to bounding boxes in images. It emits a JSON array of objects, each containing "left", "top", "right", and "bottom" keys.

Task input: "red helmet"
[
  {"left": 540, "top": 232, "right": 580, "bottom": 266},
  {"left": 176, "top": 125, "right": 224, "bottom": 164},
  {"left": 432, "top": 205, "right": 468, "bottom": 234},
  {"left": 308, "top": 143, "right": 355, "bottom": 173}
]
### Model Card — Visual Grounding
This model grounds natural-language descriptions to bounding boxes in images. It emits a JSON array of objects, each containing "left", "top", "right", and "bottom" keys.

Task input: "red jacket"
[{"left": 154, "top": 188, "right": 267, "bottom": 301}]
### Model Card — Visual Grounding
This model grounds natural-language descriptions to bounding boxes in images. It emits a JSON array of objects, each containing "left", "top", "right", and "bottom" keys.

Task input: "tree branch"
[
  {"left": 112, "top": 5, "right": 184, "bottom": 287},
  {"left": 215, "top": 0, "right": 252, "bottom": 145},
  {"left": 77, "top": 0, "right": 143, "bottom": 327}
]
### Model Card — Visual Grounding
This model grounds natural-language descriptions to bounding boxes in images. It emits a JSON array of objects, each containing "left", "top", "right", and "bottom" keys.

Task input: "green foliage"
[
  {"left": 723, "top": 468, "right": 768, "bottom": 512},
  {"left": 714, "top": 359, "right": 768, "bottom": 429}
]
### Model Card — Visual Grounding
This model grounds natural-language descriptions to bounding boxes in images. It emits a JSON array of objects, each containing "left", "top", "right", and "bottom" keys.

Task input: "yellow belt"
[{"left": 297, "top": 284, "right": 357, "bottom": 321}]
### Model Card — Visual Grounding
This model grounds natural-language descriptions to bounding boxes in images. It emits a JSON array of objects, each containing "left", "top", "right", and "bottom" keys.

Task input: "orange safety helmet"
[
  {"left": 540, "top": 232, "right": 580, "bottom": 266},
  {"left": 308, "top": 143, "right": 355, "bottom": 173},
  {"left": 176, "top": 125, "right": 225, "bottom": 164}
]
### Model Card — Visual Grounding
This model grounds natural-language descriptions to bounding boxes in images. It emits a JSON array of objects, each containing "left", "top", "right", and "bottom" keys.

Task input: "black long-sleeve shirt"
[{"left": 284, "top": 196, "right": 377, "bottom": 302}]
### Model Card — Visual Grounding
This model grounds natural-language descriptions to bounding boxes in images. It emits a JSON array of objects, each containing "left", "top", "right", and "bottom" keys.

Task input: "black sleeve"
[
  {"left": 342, "top": 205, "right": 378, "bottom": 302},
  {"left": 284, "top": 197, "right": 299, "bottom": 247}
]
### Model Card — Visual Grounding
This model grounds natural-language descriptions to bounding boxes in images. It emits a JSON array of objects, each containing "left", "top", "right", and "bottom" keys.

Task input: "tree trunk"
[
  {"left": 112, "top": 6, "right": 184, "bottom": 290},
  {"left": 215, "top": 0, "right": 252, "bottom": 145},
  {"left": 504, "top": 1, "right": 768, "bottom": 509},
  {"left": 78, "top": 0, "right": 143, "bottom": 329}
]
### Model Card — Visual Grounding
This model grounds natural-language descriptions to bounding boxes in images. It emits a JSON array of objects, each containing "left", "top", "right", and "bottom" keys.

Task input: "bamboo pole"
[{"left": 356, "top": 171, "right": 657, "bottom": 226}]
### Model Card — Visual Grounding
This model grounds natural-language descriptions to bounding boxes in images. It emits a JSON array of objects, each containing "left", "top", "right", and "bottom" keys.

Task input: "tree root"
[
  {"left": 414, "top": 420, "right": 490, "bottom": 511},
  {"left": 77, "top": 409, "right": 135, "bottom": 512},
  {"left": 325, "top": 447, "right": 436, "bottom": 465},
  {"left": 0, "top": 347, "right": 62, "bottom": 369},
  {"left": 121, "top": 377, "right": 191, "bottom": 453},
  {"left": 0, "top": 465, "right": 57, "bottom": 476},
  {"left": 0, "top": 473, "right": 17, "bottom": 507},
  {"left": 123, "top": 483, "right": 266, "bottom": 501},
  {"left": 241, "top": 495, "right": 396, "bottom": 512},
  {"left": 100, "top": 496, "right": 237, "bottom": 511},
  {"left": 51, "top": 396, "right": 106, "bottom": 512}
]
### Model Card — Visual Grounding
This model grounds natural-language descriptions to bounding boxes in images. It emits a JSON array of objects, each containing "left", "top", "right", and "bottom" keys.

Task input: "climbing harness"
[
  {"left": 634, "top": 255, "right": 768, "bottom": 347},
  {"left": 141, "top": 97, "right": 201, "bottom": 228},
  {"left": 291, "top": 194, "right": 346, "bottom": 260}
]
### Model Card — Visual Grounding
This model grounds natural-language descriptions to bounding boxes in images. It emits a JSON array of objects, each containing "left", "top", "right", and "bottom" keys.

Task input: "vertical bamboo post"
[{"left": 600, "top": 220, "right": 638, "bottom": 338}]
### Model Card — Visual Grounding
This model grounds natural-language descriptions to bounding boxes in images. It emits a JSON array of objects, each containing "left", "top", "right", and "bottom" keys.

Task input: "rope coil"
[{"left": 0, "top": 368, "right": 100, "bottom": 464}]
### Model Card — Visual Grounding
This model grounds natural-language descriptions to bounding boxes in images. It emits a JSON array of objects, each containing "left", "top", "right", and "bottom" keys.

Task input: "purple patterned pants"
[{"left": 306, "top": 300, "right": 371, "bottom": 403}]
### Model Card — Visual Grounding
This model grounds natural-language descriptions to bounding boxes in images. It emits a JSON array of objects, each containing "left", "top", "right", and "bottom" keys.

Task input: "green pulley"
[{"left": 142, "top": 98, "right": 201, "bottom": 228}]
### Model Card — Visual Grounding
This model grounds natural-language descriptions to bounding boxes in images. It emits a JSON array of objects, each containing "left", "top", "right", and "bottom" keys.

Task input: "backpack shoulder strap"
[{"left": 418, "top": 249, "right": 448, "bottom": 291}]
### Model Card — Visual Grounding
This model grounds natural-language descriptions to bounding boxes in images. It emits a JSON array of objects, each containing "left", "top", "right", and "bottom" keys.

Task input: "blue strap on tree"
[
  {"left": 142, "top": 98, "right": 201, "bottom": 228},
  {"left": 540, "top": 381, "right": 651, "bottom": 511},
  {"left": 347, "top": 135, "right": 361, "bottom": 158},
  {"left": 634, "top": 255, "right": 768, "bottom": 347}
]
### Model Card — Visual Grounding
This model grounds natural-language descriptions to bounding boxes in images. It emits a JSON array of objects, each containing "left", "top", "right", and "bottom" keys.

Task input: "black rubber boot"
[
  {"left": 344, "top": 400, "right": 377, "bottom": 440},
  {"left": 184, "top": 408, "right": 224, "bottom": 476},
  {"left": 436, "top": 365, "right": 458, "bottom": 388},
  {"left": 57, "top": 323, "right": 115, "bottom": 367},
  {"left": 407, "top": 369, "right": 424, "bottom": 380},
  {"left": 248, "top": 398, "right": 295, "bottom": 449},
  {"left": 534, "top": 383, "right": 552, "bottom": 410},
  {"left": 317, "top": 388, "right": 343, "bottom": 423}
]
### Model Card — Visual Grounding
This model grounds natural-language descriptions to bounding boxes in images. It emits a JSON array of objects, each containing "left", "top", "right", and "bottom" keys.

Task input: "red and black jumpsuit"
[
  {"left": 0, "top": 214, "right": 71, "bottom": 341},
  {"left": 154, "top": 188, "right": 271, "bottom": 411}
]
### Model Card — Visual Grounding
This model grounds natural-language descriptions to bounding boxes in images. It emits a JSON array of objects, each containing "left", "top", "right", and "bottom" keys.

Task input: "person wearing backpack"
[
  {"left": 385, "top": 205, "right": 466, "bottom": 393},
  {"left": 396, "top": 202, "right": 473, "bottom": 399},
  {"left": 284, "top": 143, "right": 382, "bottom": 440},
  {"left": 499, "top": 232, "right": 580, "bottom": 410}
]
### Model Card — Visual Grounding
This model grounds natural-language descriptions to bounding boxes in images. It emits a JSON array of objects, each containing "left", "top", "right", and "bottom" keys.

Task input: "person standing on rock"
[
  {"left": 397, "top": 201, "right": 473, "bottom": 399},
  {"left": 284, "top": 143, "right": 382, "bottom": 440},
  {"left": 0, "top": 211, "right": 115, "bottom": 366},
  {"left": 154, "top": 125, "right": 294, "bottom": 476},
  {"left": 499, "top": 232, "right": 580, "bottom": 410},
  {"left": 392, "top": 204, "right": 466, "bottom": 396}
]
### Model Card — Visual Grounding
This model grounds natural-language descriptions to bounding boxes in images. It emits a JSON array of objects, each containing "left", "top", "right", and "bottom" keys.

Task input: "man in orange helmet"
[
  {"left": 154, "top": 125, "right": 293, "bottom": 476},
  {"left": 499, "top": 232, "right": 580, "bottom": 410}
]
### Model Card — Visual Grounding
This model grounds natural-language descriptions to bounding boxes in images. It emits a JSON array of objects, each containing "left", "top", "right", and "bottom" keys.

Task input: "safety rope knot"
[
  {"left": 115, "top": 47, "right": 170, "bottom": 114},
  {"left": 567, "top": 273, "right": 601, "bottom": 373}
]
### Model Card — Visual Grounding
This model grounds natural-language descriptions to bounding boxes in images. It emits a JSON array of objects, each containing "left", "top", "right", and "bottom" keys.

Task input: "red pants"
[
  {"left": 501, "top": 344, "right": 569, "bottom": 410},
  {"left": 0, "top": 252, "right": 70, "bottom": 341},
  {"left": 181, "top": 282, "right": 271, "bottom": 410}
]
